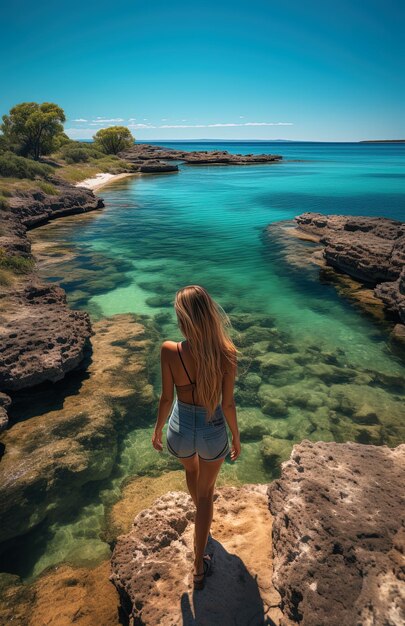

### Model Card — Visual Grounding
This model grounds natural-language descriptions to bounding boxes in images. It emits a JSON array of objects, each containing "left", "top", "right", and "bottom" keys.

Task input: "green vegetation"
[
  {"left": 0, "top": 247, "right": 35, "bottom": 285},
  {"left": 1, "top": 102, "right": 67, "bottom": 160},
  {"left": 37, "top": 181, "right": 58, "bottom": 195},
  {"left": 0, "top": 101, "right": 137, "bottom": 198},
  {"left": 0, "top": 195, "right": 9, "bottom": 209},
  {"left": 93, "top": 126, "right": 134, "bottom": 154},
  {"left": 57, "top": 141, "right": 106, "bottom": 163},
  {"left": 0, "top": 152, "right": 52, "bottom": 179}
]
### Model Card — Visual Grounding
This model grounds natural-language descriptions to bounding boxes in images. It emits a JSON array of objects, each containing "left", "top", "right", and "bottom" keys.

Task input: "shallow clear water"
[{"left": 4, "top": 141, "right": 405, "bottom": 581}]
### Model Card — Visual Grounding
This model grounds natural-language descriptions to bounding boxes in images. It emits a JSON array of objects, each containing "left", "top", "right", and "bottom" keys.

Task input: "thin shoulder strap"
[{"left": 177, "top": 342, "right": 194, "bottom": 384}]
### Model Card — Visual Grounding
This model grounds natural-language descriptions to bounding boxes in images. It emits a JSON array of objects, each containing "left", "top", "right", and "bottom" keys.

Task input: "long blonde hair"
[{"left": 174, "top": 285, "right": 239, "bottom": 420}]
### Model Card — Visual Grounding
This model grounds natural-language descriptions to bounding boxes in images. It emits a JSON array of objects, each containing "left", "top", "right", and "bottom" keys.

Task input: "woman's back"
[{"left": 172, "top": 340, "right": 200, "bottom": 406}]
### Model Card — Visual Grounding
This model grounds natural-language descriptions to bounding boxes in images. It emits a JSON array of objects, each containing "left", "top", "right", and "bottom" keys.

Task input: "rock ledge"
[{"left": 268, "top": 440, "right": 405, "bottom": 626}]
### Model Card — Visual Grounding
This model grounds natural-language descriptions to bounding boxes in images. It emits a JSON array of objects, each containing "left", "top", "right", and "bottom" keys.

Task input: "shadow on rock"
[{"left": 181, "top": 538, "right": 278, "bottom": 626}]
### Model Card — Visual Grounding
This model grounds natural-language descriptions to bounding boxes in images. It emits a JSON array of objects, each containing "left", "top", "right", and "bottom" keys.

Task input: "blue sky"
[{"left": 2, "top": 0, "right": 404, "bottom": 141}]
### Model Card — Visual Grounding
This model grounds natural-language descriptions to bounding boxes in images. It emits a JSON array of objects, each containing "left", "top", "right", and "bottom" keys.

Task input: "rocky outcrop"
[
  {"left": 110, "top": 484, "right": 282, "bottom": 625},
  {"left": 268, "top": 440, "right": 405, "bottom": 626},
  {"left": 0, "top": 280, "right": 92, "bottom": 390},
  {"left": 295, "top": 212, "right": 405, "bottom": 284},
  {"left": 267, "top": 212, "right": 405, "bottom": 338},
  {"left": 0, "top": 181, "right": 103, "bottom": 399},
  {"left": 119, "top": 143, "right": 282, "bottom": 165},
  {"left": 8, "top": 181, "right": 104, "bottom": 229}
]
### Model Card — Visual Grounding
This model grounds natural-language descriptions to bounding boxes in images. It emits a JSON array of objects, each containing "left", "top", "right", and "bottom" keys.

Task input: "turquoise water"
[
  {"left": 68, "top": 142, "right": 404, "bottom": 364},
  {"left": 2, "top": 141, "right": 405, "bottom": 582}
]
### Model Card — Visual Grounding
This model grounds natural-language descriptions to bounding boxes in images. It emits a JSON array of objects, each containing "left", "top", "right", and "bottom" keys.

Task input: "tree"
[
  {"left": 1, "top": 102, "right": 66, "bottom": 160},
  {"left": 93, "top": 126, "right": 134, "bottom": 154}
]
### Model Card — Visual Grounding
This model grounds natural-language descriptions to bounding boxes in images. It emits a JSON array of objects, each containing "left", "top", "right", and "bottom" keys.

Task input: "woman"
[{"left": 152, "top": 285, "right": 241, "bottom": 590}]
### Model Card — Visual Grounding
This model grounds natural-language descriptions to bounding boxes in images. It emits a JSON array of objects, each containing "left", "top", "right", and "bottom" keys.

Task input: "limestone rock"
[
  {"left": 110, "top": 485, "right": 282, "bottom": 625},
  {"left": 0, "top": 280, "right": 92, "bottom": 390},
  {"left": 268, "top": 440, "right": 405, "bottom": 626}
]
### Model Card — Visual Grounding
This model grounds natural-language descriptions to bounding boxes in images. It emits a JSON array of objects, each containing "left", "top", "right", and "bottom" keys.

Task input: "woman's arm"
[
  {"left": 221, "top": 360, "right": 241, "bottom": 461},
  {"left": 152, "top": 342, "right": 174, "bottom": 451}
]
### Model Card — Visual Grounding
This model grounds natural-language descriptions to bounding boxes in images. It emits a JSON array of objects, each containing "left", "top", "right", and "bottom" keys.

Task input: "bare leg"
[
  {"left": 194, "top": 456, "right": 224, "bottom": 577},
  {"left": 179, "top": 453, "right": 199, "bottom": 506}
]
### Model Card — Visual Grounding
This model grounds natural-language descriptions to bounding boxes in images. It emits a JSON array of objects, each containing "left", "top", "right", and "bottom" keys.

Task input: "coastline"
[{"left": 76, "top": 171, "right": 137, "bottom": 191}]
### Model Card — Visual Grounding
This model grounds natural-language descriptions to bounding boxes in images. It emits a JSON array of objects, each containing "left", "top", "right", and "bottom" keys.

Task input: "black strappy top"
[{"left": 175, "top": 341, "right": 197, "bottom": 405}]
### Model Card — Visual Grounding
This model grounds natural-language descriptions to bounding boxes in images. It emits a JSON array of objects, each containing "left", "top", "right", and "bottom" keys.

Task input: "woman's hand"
[
  {"left": 230, "top": 432, "right": 241, "bottom": 462},
  {"left": 152, "top": 427, "right": 163, "bottom": 452}
]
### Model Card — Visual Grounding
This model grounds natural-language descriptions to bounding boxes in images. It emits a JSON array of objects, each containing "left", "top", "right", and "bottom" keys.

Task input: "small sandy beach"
[{"left": 76, "top": 172, "right": 136, "bottom": 191}]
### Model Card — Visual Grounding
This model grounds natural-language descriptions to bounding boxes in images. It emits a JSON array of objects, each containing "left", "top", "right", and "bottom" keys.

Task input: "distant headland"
[{"left": 359, "top": 139, "right": 405, "bottom": 143}]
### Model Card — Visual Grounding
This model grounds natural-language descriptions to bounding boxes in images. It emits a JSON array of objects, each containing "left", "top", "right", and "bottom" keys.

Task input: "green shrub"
[
  {"left": 0, "top": 247, "right": 34, "bottom": 274},
  {"left": 0, "top": 152, "right": 52, "bottom": 179},
  {"left": 59, "top": 141, "right": 106, "bottom": 163},
  {"left": 0, "top": 195, "right": 9, "bottom": 209},
  {"left": 37, "top": 181, "right": 58, "bottom": 195}
]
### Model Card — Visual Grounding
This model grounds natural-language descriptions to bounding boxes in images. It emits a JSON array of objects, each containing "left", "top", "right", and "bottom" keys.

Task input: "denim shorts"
[{"left": 166, "top": 399, "right": 230, "bottom": 462}]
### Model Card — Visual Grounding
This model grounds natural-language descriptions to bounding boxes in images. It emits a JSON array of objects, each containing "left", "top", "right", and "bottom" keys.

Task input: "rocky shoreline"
[
  {"left": 0, "top": 180, "right": 105, "bottom": 430},
  {"left": 266, "top": 212, "right": 405, "bottom": 343},
  {"left": 109, "top": 440, "right": 404, "bottom": 626},
  {"left": 118, "top": 142, "right": 283, "bottom": 167}
]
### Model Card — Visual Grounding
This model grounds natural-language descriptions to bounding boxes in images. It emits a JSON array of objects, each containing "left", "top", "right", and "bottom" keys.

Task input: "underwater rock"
[
  {"left": 0, "top": 314, "right": 156, "bottom": 544},
  {"left": 260, "top": 436, "right": 294, "bottom": 470},
  {"left": 0, "top": 560, "right": 119, "bottom": 626},
  {"left": 106, "top": 471, "right": 187, "bottom": 540},
  {"left": 237, "top": 407, "right": 289, "bottom": 440},
  {"left": 110, "top": 485, "right": 282, "bottom": 625},
  {"left": 268, "top": 440, "right": 405, "bottom": 626}
]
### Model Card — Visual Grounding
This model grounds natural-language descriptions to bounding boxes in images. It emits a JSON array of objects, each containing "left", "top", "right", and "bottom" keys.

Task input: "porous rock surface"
[
  {"left": 110, "top": 484, "right": 282, "bottom": 625},
  {"left": 268, "top": 440, "right": 405, "bottom": 626}
]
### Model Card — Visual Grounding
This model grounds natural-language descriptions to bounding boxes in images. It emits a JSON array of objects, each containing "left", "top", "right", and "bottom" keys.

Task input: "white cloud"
[
  {"left": 239, "top": 116, "right": 244, "bottom": 119},
  {"left": 128, "top": 118, "right": 137, "bottom": 121},
  {"left": 72, "top": 118, "right": 88, "bottom": 122},
  {"left": 91, "top": 117, "right": 124, "bottom": 123},
  {"left": 161, "top": 118, "right": 167, "bottom": 121},
  {"left": 128, "top": 123, "right": 156, "bottom": 129}
]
